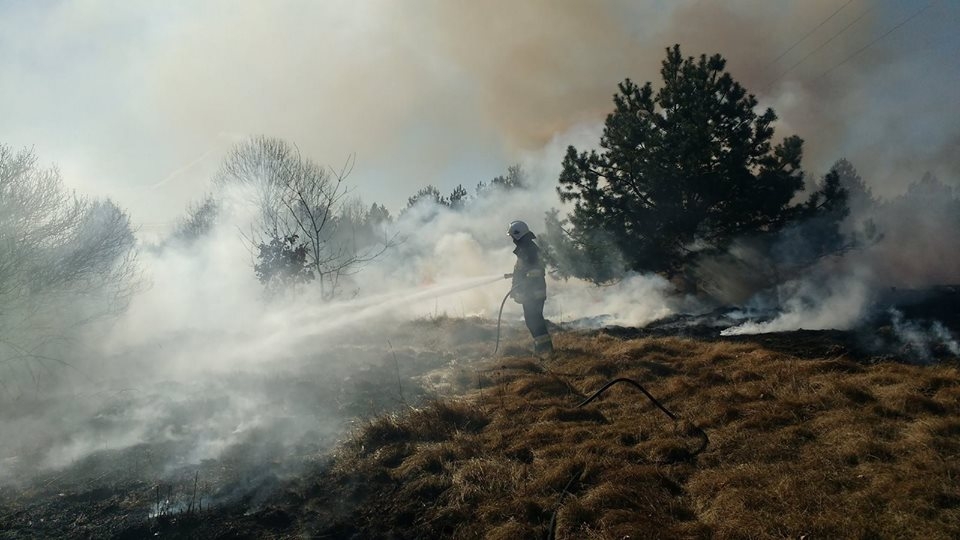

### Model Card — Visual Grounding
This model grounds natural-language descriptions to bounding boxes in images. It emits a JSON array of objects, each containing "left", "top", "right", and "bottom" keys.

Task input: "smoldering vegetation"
[
  {"left": 4, "top": 90, "right": 960, "bottom": 531},
  {"left": 0, "top": 138, "right": 672, "bottom": 538},
  {"left": 0, "top": 317, "right": 510, "bottom": 537},
  {"left": 1, "top": 3, "right": 959, "bottom": 534},
  {"left": 119, "top": 333, "right": 959, "bottom": 539},
  {"left": 717, "top": 163, "right": 960, "bottom": 357},
  {"left": 4, "top": 131, "right": 956, "bottom": 537}
]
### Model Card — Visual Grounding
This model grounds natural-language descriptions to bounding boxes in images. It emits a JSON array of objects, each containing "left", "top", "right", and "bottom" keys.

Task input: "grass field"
[
  {"left": 2, "top": 318, "right": 958, "bottom": 539},
  {"left": 297, "top": 330, "right": 960, "bottom": 539}
]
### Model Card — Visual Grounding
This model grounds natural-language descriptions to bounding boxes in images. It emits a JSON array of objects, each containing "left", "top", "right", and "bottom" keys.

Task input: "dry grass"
[{"left": 300, "top": 332, "right": 960, "bottom": 539}]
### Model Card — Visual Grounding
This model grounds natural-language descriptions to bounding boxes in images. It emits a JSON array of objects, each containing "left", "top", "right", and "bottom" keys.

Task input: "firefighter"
[{"left": 507, "top": 220, "right": 553, "bottom": 354}]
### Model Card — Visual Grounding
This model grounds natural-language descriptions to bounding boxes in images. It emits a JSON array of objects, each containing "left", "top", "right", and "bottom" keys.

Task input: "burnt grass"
[
  {"left": 0, "top": 317, "right": 503, "bottom": 539},
  {"left": 3, "top": 309, "right": 960, "bottom": 538}
]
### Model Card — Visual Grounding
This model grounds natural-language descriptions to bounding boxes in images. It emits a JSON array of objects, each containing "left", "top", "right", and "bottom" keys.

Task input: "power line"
[
  {"left": 767, "top": 0, "right": 855, "bottom": 67},
  {"left": 816, "top": 0, "right": 939, "bottom": 81},
  {"left": 765, "top": 4, "right": 876, "bottom": 89}
]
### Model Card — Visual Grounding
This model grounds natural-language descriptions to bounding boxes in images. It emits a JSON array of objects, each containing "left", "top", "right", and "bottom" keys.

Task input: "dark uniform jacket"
[{"left": 511, "top": 236, "right": 547, "bottom": 304}]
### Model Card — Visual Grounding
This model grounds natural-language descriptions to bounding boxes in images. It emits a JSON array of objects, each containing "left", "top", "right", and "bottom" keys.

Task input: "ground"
[{"left": 1, "top": 306, "right": 959, "bottom": 539}]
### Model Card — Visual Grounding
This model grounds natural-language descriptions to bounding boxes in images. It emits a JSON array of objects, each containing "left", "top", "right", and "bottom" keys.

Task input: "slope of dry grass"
[{"left": 297, "top": 331, "right": 960, "bottom": 539}]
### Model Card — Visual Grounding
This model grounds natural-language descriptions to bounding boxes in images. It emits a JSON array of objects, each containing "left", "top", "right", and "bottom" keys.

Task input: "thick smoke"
[
  {"left": 725, "top": 167, "right": 960, "bottom": 336},
  {"left": 2, "top": 1, "right": 956, "bottom": 221},
  {"left": 350, "top": 125, "right": 678, "bottom": 326},
  {"left": 721, "top": 270, "right": 873, "bottom": 335},
  {"left": 1, "top": 133, "right": 678, "bottom": 485},
  {"left": 2, "top": 0, "right": 959, "bottom": 491}
]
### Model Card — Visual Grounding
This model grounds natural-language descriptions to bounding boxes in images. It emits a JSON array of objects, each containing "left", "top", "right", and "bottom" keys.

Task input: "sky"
[{"left": 1, "top": 0, "right": 958, "bottom": 230}]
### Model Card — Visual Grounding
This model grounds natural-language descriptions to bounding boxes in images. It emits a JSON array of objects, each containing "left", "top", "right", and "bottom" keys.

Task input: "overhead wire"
[
  {"left": 766, "top": 0, "right": 856, "bottom": 68},
  {"left": 765, "top": 3, "right": 876, "bottom": 90},
  {"left": 815, "top": 0, "right": 939, "bottom": 81}
]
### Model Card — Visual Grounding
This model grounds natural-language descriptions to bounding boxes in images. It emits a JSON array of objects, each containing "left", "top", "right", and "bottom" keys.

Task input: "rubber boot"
[{"left": 534, "top": 334, "right": 554, "bottom": 355}]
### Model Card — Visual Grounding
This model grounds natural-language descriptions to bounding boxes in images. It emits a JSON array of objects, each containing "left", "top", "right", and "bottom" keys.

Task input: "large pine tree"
[{"left": 551, "top": 45, "right": 841, "bottom": 283}]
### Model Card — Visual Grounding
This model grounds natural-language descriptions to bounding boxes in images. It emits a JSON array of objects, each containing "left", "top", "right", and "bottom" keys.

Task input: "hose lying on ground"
[
  {"left": 576, "top": 377, "right": 677, "bottom": 419},
  {"left": 547, "top": 466, "right": 583, "bottom": 540},
  {"left": 577, "top": 377, "right": 710, "bottom": 458},
  {"left": 484, "top": 324, "right": 710, "bottom": 536},
  {"left": 545, "top": 378, "right": 710, "bottom": 538}
]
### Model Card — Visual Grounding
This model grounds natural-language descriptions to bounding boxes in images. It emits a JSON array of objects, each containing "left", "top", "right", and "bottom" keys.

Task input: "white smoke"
[
  {"left": 1, "top": 129, "right": 679, "bottom": 483},
  {"left": 889, "top": 309, "right": 960, "bottom": 363},
  {"left": 932, "top": 322, "right": 960, "bottom": 357},
  {"left": 721, "top": 271, "right": 872, "bottom": 336},
  {"left": 549, "top": 273, "right": 676, "bottom": 327}
]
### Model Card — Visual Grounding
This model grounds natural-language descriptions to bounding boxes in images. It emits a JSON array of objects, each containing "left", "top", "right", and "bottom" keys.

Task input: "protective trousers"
[{"left": 522, "top": 298, "right": 553, "bottom": 354}]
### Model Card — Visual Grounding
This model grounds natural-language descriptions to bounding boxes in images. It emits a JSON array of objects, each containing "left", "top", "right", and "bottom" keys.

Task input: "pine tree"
[{"left": 554, "top": 45, "right": 845, "bottom": 283}]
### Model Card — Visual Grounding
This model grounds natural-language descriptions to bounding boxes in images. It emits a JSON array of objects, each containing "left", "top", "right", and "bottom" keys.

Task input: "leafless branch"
[{"left": 216, "top": 138, "right": 391, "bottom": 299}]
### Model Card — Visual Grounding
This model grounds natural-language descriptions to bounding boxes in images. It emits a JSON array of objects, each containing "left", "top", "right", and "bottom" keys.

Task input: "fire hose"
[
  {"left": 493, "top": 274, "right": 516, "bottom": 357},
  {"left": 577, "top": 377, "right": 676, "bottom": 419},
  {"left": 490, "top": 274, "right": 709, "bottom": 537},
  {"left": 546, "top": 379, "right": 709, "bottom": 539}
]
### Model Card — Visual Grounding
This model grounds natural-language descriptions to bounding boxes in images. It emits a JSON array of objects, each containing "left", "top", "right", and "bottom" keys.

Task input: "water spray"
[
  {"left": 254, "top": 274, "right": 510, "bottom": 354},
  {"left": 180, "top": 273, "right": 516, "bottom": 369}
]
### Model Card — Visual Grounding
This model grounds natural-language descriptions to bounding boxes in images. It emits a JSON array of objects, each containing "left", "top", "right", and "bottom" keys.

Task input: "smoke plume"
[
  {"left": 1, "top": 1, "right": 956, "bottom": 222},
  {"left": 2, "top": 0, "right": 959, "bottom": 494}
]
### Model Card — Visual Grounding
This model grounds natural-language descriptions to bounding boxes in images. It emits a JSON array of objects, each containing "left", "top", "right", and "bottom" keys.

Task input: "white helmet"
[{"left": 507, "top": 220, "right": 532, "bottom": 241}]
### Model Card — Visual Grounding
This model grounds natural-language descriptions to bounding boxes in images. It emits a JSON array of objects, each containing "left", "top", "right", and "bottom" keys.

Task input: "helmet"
[{"left": 508, "top": 220, "right": 532, "bottom": 241}]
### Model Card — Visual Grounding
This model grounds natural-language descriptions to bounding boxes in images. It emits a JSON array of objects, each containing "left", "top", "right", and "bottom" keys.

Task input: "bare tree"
[
  {"left": 215, "top": 136, "right": 392, "bottom": 299},
  {"left": 0, "top": 144, "right": 138, "bottom": 394}
]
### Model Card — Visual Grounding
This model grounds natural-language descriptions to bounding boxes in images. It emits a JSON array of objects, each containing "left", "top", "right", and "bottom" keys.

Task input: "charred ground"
[{"left": 1, "top": 292, "right": 959, "bottom": 539}]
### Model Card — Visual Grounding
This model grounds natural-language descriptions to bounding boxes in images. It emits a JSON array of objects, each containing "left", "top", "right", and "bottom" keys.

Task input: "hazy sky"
[{"left": 1, "top": 0, "right": 958, "bottom": 228}]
